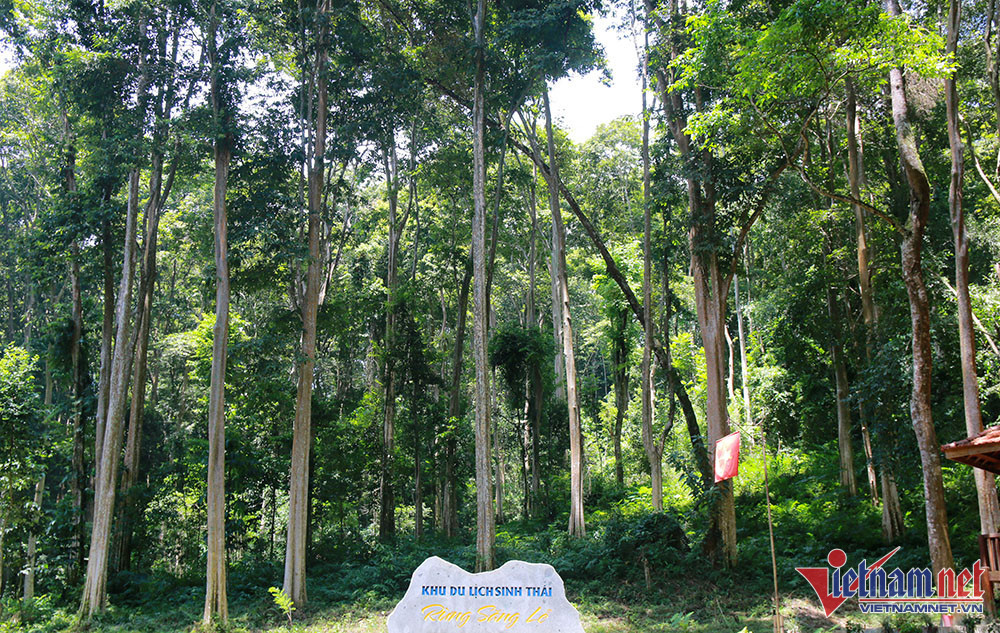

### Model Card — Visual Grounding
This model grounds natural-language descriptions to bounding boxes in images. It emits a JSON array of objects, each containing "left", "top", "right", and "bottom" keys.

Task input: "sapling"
[{"left": 268, "top": 587, "right": 295, "bottom": 630}]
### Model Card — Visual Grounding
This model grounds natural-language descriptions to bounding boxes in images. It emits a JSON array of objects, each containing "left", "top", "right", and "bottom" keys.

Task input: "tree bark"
[
  {"left": 543, "top": 89, "right": 585, "bottom": 537},
  {"left": 945, "top": 0, "right": 1000, "bottom": 535},
  {"left": 887, "top": 0, "right": 953, "bottom": 575},
  {"left": 471, "top": 0, "right": 496, "bottom": 570},
  {"left": 204, "top": 2, "right": 231, "bottom": 620}
]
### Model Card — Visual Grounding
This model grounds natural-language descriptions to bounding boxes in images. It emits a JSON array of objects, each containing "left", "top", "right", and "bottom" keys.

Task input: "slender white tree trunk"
[{"left": 542, "top": 89, "right": 585, "bottom": 537}]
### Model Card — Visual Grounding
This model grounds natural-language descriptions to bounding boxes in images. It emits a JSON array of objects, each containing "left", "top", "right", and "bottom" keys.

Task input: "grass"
[
  {"left": 6, "top": 444, "right": 989, "bottom": 633},
  {"left": 10, "top": 576, "right": 915, "bottom": 633}
]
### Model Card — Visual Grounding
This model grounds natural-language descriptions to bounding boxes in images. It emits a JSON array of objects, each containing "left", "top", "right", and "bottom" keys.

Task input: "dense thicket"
[{"left": 1, "top": 0, "right": 1000, "bottom": 628}]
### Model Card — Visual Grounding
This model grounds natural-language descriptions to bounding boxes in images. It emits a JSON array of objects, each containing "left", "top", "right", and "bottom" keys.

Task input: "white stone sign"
[{"left": 387, "top": 556, "right": 585, "bottom": 632}]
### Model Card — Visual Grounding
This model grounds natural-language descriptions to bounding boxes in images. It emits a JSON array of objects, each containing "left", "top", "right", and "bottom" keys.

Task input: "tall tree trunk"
[
  {"left": 23, "top": 474, "right": 44, "bottom": 604},
  {"left": 612, "top": 310, "right": 628, "bottom": 489},
  {"left": 646, "top": 0, "right": 735, "bottom": 564},
  {"left": 844, "top": 78, "right": 883, "bottom": 506},
  {"left": 543, "top": 89, "right": 585, "bottom": 537},
  {"left": 734, "top": 276, "right": 752, "bottom": 438},
  {"left": 414, "top": 419, "right": 423, "bottom": 539},
  {"left": 640, "top": 52, "right": 662, "bottom": 510},
  {"left": 95, "top": 219, "right": 114, "bottom": 475},
  {"left": 946, "top": 0, "right": 1000, "bottom": 535},
  {"left": 70, "top": 246, "right": 85, "bottom": 583},
  {"left": 549, "top": 139, "right": 565, "bottom": 402},
  {"left": 117, "top": 150, "right": 164, "bottom": 574},
  {"left": 847, "top": 81, "right": 902, "bottom": 537},
  {"left": 725, "top": 325, "right": 736, "bottom": 409},
  {"left": 494, "top": 398, "right": 505, "bottom": 524},
  {"left": 444, "top": 259, "right": 472, "bottom": 537},
  {"left": 693, "top": 253, "right": 736, "bottom": 566},
  {"left": 824, "top": 263, "right": 857, "bottom": 496},
  {"left": 76, "top": 29, "right": 151, "bottom": 600},
  {"left": 204, "top": 3, "right": 231, "bottom": 620},
  {"left": 64, "top": 108, "right": 85, "bottom": 585},
  {"left": 284, "top": 33, "right": 327, "bottom": 608},
  {"left": 550, "top": 244, "right": 565, "bottom": 400},
  {"left": 987, "top": 0, "right": 1000, "bottom": 171},
  {"left": 471, "top": 0, "right": 496, "bottom": 570},
  {"left": 887, "top": 0, "right": 953, "bottom": 575},
  {"left": 79, "top": 167, "right": 142, "bottom": 620},
  {"left": 379, "top": 142, "right": 401, "bottom": 542},
  {"left": 526, "top": 170, "right": 542, "bottom": 514}
]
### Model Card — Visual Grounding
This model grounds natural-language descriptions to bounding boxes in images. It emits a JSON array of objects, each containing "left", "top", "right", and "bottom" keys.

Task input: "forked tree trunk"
[
  {"left": 81, "top": 24, "right": 151, "bottom": 612},
  {"left": 204, "top": 3, "right": 231, "bottom": 620},
  {"left": 471, "top": 0, "right": 496, "bottom": 570},
  {"left": 646, "top": 0, "right": 735, "bottom": 563},
  {"left": 945, "top": 0, "right": 1000, "bottom": 535},
  {"left": 693, "top": 252, "right": 737, "bottom": 566},
  {"left": 887, "top": 0, "right": 953, "bottom": 574},
  {"left": 79, "top": 167, "right": 142, "bottom": 620},
  {"left": 117, "top": 149, "right": 164, "bottom": 574},
  {"left": 543, "top": 89, "right": 585, "bottom": 537}
]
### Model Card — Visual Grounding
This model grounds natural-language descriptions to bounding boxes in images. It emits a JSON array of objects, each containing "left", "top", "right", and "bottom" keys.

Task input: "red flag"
[{"left": 714, "top": 431, "right": 741, "bottom": 483}]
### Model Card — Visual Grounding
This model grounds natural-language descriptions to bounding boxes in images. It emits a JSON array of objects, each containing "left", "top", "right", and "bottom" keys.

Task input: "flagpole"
[{"left": 762, "top": 433, "right": 782, "bottom": 633}]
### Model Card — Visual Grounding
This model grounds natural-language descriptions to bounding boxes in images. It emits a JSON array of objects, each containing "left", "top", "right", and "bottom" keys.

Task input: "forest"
[{"left": 1, "top": 0, "right": 1000, "bottom": 630}]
